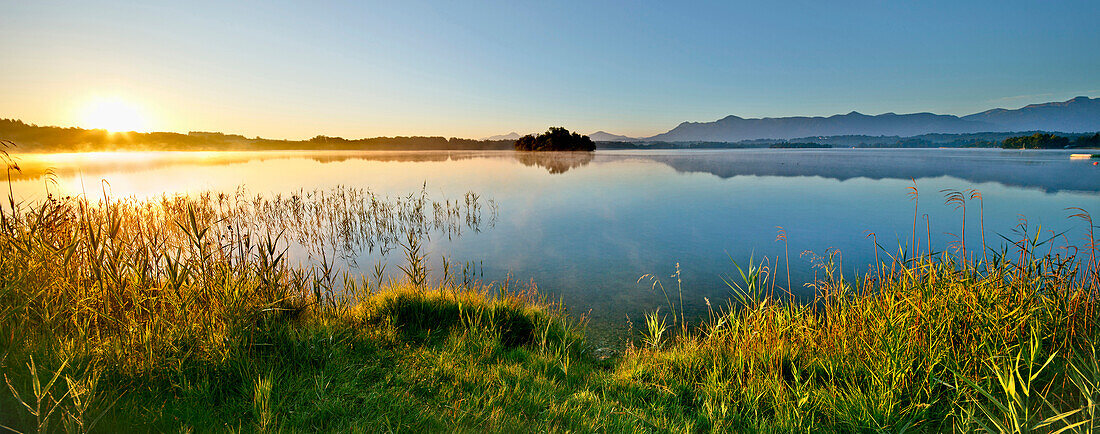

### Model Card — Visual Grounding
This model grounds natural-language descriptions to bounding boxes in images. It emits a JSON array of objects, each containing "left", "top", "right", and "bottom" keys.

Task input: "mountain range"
[
  {"left": 590, "top": 96, "right": 1099, "bottom": 142},
  {"left": 588, "top": 131, "right": 637, "bottom": 142}
]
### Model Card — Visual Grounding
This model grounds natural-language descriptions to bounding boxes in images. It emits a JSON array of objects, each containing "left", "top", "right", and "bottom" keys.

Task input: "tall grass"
[
  {"left": 613, "top": 186, "right": 1098, "bottom": 432},
  {"left": 1, "top": 144, "right": 1097, "bottom": 432},
  {"left": 0, "top": 180, "right": 495, "bottom": 363},
  {"left": 0, "top": 175, "right": 584, "bottom": 430},
  {"left": 0, "top": 149, "right": 539, "bottom": 430}
]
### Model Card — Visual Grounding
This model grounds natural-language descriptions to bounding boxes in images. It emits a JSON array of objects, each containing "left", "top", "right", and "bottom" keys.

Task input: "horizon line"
[{"left": 3, "top": 95, "right": 1095, "bottom": 142}]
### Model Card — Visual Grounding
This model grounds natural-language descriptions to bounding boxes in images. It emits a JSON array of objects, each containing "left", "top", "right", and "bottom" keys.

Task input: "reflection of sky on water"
[{"left": 8, "top": 149, "right": 1100, "bottom": 345}]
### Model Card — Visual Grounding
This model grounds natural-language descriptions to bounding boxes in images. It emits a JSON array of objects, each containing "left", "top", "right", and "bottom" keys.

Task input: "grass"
[{"left": 1, "top": 144, "right": 1098, "bottom": 431}]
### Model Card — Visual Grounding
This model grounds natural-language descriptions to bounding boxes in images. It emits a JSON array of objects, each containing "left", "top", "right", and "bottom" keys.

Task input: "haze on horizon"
[{"left": 2, "top": 0, "right": 1098, "bottom": 140}]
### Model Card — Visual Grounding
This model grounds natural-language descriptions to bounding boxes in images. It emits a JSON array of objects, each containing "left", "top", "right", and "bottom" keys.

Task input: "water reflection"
[
  {"left": 9, "top": 149, "right": 1098, "bottom": 193},
  {"left": 630, "top": 149, "right": 1098, "bottom": 193},
  {"left": 514, "top": 152, "right": 594, "bottom": 174}
]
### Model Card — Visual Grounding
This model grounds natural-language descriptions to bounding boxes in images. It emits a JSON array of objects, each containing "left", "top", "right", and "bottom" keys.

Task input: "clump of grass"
[{"left": 252, "top": 371, "right": 274, "bottom": 432}]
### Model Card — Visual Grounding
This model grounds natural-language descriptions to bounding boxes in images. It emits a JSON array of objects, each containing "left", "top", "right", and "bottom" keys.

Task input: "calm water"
[{"left": 8, "top": 149, "right": 1100, "bottom": 344}]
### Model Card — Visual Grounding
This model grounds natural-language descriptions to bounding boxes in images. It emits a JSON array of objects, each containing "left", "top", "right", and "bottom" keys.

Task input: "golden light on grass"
[{"left": 77, "top": 96, "right": 149, "bottom": 132}]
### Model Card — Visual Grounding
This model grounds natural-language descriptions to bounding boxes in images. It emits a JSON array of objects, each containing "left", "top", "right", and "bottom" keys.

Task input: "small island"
[{"left": 514, "top": 127, "right": 596, "bottom": 151}]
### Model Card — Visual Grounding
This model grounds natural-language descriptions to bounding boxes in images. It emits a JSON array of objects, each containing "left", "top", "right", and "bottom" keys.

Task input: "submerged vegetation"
[{"left": 1, "top": 141, "right": 1098, "bottom": 431}]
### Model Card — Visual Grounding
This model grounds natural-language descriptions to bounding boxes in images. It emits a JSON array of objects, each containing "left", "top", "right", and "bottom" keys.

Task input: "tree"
[
  {"left": 1071, "top": 133, "right": 1100, "bottom": 149},
  {"left": 514, "top": 127, "right": 596, "bottom": 152}
]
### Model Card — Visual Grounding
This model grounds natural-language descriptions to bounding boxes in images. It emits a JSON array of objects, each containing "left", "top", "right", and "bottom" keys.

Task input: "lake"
[{"left": 7, "top": 148, "right": 1100, "bottom": 345}]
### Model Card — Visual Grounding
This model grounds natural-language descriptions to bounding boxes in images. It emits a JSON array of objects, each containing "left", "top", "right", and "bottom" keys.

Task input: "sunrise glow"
[{"left": 78, "top": 97, "right": 149, "bottom": 132}]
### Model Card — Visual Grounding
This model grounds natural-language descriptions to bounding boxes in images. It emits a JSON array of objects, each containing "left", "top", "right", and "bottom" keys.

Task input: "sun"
[{"left": 79, "top": 97, "right": 149, "bottom": 132}]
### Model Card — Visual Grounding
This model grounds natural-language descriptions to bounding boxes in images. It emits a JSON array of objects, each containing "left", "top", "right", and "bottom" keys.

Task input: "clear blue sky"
[{"left": 2, "top": 0, "right": 1098, "bottom": 139}]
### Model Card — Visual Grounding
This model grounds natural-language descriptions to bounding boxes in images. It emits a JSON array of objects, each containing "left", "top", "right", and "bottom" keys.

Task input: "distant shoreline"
[{"left": 3, "top": 118, "right": 1098, "bottom": 153}]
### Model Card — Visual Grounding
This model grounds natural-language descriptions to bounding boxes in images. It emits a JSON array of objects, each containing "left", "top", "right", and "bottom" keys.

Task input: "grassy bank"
[{"left": 1, "top": 179, "right": 1098, "bottom": 431}]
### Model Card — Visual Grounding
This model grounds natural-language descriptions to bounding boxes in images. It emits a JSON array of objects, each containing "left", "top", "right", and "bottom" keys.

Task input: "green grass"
[{"left": 1, "top": 148, "right": 1098, "bottom": 431}]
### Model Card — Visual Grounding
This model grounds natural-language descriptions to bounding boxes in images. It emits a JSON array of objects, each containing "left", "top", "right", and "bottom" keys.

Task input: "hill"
[
  {"left": 482, "top": 132, "right": 524, "bottom": 141},
  {"left": 588, "top": 131, "right": 637, "bottom": 142},
  {"left": 962, "top": 96, "right": 1100, "bottom": 132},
  {"left": 648, "top": 96, "right": 1099, "bottom": 142},
  {"left": 649, "top": 112, "right": 997, "bottom": 142}
]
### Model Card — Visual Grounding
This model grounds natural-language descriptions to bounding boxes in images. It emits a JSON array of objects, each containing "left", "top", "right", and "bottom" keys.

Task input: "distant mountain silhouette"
[
  {"left": 482, "top": 132, "right": 524, "bottom": 140},
  {"left": 962, "top": 96, "right": 1100, "bottom": 133},
  {"left": 648, "top": 97, "right": 1100, "bottom": 142},
  {"left": 588, "top": 131, "right": 636, "bottom": 142}
]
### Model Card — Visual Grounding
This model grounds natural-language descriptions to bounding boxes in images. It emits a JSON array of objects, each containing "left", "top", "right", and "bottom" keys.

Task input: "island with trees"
[
  {"left": 514, "top": 127, "right": 596, "bottom": 152},
  {"left": 1001, "top": 132, "right": 1100, "bottom": 149}
]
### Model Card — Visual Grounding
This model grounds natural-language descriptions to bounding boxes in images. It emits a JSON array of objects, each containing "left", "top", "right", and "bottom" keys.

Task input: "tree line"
[
  {"left": 0, "top": 118, "right": 514, "bottom": 152},
  {"left": 1001, "top": 132, "right": 1100, "bottom": 149}
]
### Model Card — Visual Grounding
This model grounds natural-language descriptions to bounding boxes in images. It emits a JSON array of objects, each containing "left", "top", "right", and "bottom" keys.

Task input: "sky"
[{"left": 1, "top": 0, "right": 1098, "bottom": 139}]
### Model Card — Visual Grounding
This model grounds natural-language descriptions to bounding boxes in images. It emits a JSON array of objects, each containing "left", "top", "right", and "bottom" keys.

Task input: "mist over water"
[{"left": 8, "top": 149, "right": 1100, "bottom": 344}]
